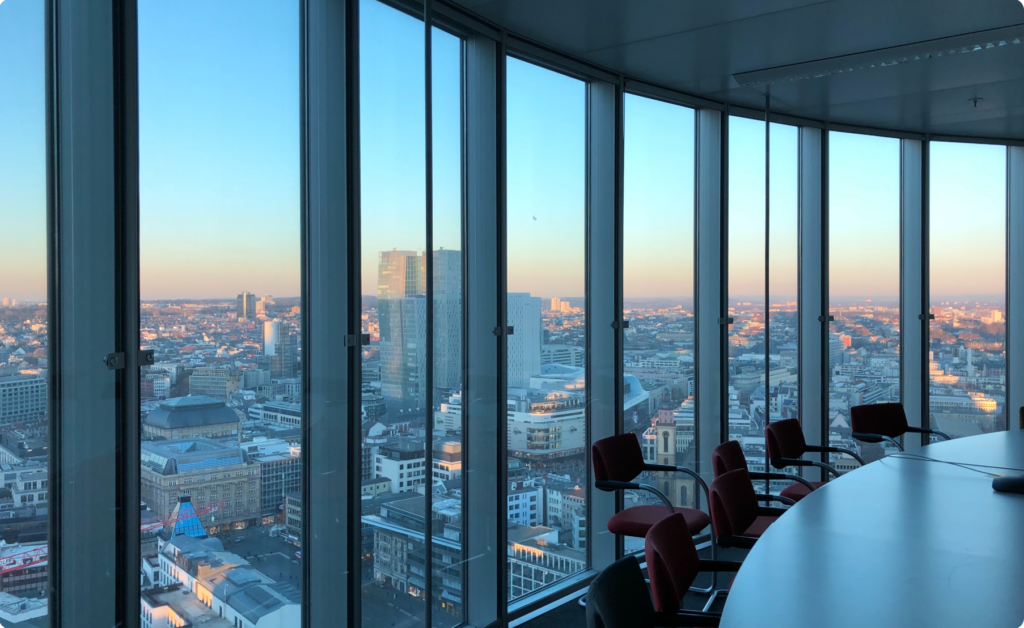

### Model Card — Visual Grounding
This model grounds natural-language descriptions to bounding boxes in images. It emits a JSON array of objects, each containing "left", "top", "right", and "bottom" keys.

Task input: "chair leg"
[
  {"left": 701, "top": 589, "right": 728, "bottom": 613},
  {"left": 688, "top": 527, "right": 719, "bottom": 594}
]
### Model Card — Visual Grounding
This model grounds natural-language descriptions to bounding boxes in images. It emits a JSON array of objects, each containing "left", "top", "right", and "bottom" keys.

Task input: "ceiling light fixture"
[{"left": 734, "top": 23, "right": 1024, "bottom": 87}]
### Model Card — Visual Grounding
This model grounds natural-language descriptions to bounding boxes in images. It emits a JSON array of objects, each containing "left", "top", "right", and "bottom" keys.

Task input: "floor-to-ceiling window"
[
  {"left": 727, "top": 117, "right": 798, "bottom": 490},
  {"left": 929, "top": 142, "right": 1007, "bottom": 438},
  {"left": 767, "top": 125, "right": 800, "bottom": 437},
  {"left": 621, "top": 94, "right": 696, "bottom": 553},
  {"left": 505, "top": 57, "right": 587, "bottom": 602},
  {"left": 138, "top": 1, "right": 301, "bottom": 626},
  {"left": 360, "top": 1, "right": 465, "bottom": 625},
  {"left": 428, "top": 21, "right": 465, "bottom": 627},
  {"left": 828, "top": 132, "right": 901, "bottom": 469},
  {"left": 727, "top": 116, "right": 768, "bottom": 478},
  {"left": 0, "top": 0, "right": 50, "bottom": 616}
]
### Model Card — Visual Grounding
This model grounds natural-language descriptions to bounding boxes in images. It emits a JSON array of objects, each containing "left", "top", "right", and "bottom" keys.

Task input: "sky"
[
  {"left": 0, "top": 0, "right": 1013, "bottom": 304},
  {"left": 0, "top": 0, "right": 46, "bottom": 303},
  {"left": 829, "top": 131, "right": 901, "bottom": 300}
]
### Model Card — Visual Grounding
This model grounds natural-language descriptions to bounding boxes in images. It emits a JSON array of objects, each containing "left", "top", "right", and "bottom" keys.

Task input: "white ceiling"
[{"left": 452, "top": 0, "right": 1024, "bottom": 139}]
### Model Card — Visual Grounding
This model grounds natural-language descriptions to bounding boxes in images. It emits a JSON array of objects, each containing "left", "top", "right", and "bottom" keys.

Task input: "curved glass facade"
[{"left": 12, "top": 2, "right": 1024, "bottom": 625}]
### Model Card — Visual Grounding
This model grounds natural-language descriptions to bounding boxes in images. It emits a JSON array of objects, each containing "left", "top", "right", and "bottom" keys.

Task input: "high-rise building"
[
  {"left": 264, "top": 320, "right": 281, "bottom": 356},
  {"left": 271, "top": 329, "right": 299, "bottom": 379},
  {"left": 549, "top": 297, "right": 561, "bottom": 312},
  {"left": 378, "top": 250, "right": 427, "bottom": 412},
  {"left": 236, "top": 291, "right": 256, "bottom": 320},
  {"left": 507, "top": 293, "right": 542, "bottom": 388},
  {"left": 433, "top": 248, "right": 462, "bottom": 393}
]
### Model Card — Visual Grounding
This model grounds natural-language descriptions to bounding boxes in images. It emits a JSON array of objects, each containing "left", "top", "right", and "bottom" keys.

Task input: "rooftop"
[
  {"left": 141, "top": 438, "right": 246, "bottom": 476},
  {"left": 144, "top": 395, "right": 240, "bottom": 430}
]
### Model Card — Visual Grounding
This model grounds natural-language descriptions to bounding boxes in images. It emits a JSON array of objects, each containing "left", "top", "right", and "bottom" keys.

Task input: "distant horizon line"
[{"left": 2, "top": 293, "right": 1006, "bottom": 304}]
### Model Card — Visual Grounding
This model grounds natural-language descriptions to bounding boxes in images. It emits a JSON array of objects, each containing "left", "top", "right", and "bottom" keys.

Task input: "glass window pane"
[
  {"left": 768, "top": 125, "right": 799, "bottom": 432},
  {"left": 360, "top": 0, "right": 428, "bottom": 624},
  {"left": 622, "top": 94, "right": 696, "bottom": 555},
  {"left": 0, "top": 0, "right": 50, "bottom": 615},
  {"left": 430, "top": 26, "right": 464, "bottom": 628},
  {"left": 138, "top": 0, "right": 301, "bottom": 624},
  {"left": 728, "top": 118, "right": 800, "bottom": 493},
  {"left": 727, "top": 116, "right": 767, "bottom": 486},
  {"left": 828, "top": 132, "right": 901, "bottom": 468},
  {"left": 929, "top": 142, "right": 1007, "bottom": 438},
  {"left": 506, "top": 57, "right": 586, "bottom": 603}
]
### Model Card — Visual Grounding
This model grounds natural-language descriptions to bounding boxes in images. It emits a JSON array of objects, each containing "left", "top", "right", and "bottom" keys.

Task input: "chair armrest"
[
  {"left": 806, "top": 444, "right": 866, "bottom": 466},
  {"left": 852, "top": 432, "right": 904, "bottom": 452},
  {"left": 772, "top": 456, "right": 841, "bottom": 479},
  {"left": 755, "top": 493, "right": 796, "bottom": 506},
  {"left": 749, "top": 471, "right": 816, "bottom": 491},
  {"left": 905, "top": 425, "right": 952, "bottom": 441},
  {"left": 654, "top": 610, "right": 721, "bottom": 627},
  {"left": 643, "top": 464, "right": 711, "bottom": 508},
  {"left": 597, "top": 480, "right": 674, "bottom": 513},
  {"left": 757, "top": 506, "right": 788, "bottom": 517},
  {"left": 698, "top": 559, "right": 743, "bottom": 572},
  {"left": 595, "top": 479, "right": 639, "bottom": 492},
  {"left": 716, "top": 535, "right": 757, "bottom": 550}
]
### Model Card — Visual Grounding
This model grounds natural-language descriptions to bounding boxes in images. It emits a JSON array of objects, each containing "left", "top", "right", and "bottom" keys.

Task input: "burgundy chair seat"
[
  {"left": 607, "top": 505, "right": 711, "bottom": 538},
  {"left": 779, "top": 481, "right": 826, "bottom": 502},
  {"left": 742, "top": 515, "right": 778, "bottom": 538}
]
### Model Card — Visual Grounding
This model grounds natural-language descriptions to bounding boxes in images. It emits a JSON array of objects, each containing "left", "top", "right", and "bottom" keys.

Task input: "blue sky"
[
  {"left": 0, "top": 0, "right": 46, "bottom": 303},
  {"left": 0, "top": 0, "right": 1011, "bottom": 304}
]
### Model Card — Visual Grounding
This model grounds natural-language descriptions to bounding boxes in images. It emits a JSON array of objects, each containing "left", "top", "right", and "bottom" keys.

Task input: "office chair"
[
  {"left": 850, "top": 402, "right": 950, "bottom": 451},
  {"left": 708, "top": 468, "right": 787, "bottom": 549},
  {"left": 645, "top": 513, "right": 742, "bottom": 625},
  {"left": 591, "top": 433, "right": 722, "bottom": 602},
  {"left": 586, "top": 554, "right": 726, "bottom": 628},
  {"left": 765, "top": 418, "right": 865, "bottom": 502},
  {"left": 710, "top": 440, "right": 813, "bottom": 506}
]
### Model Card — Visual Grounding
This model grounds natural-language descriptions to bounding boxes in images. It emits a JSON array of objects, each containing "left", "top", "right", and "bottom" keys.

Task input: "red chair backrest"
[
  {"left": 709, "top": 468, "right": 759, "bottom": 540},
  {"left": 592, "top": 433, "right": 644, "bottom": 483},
  {"left": 645, "top": 513, "right": 700, "bottom": 612},
  {"left": 711, "top": 440, "right": 747, "bottom": 478},
  {"left": 765, "top": 418, "right": 808, "bottom": 469},
  {"left": 850, "top": 402, "right": 908, "bottom": 438}
]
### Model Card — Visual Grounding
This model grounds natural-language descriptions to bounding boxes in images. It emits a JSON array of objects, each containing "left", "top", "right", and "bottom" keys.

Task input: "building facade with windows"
[{"left": 140, "top": 438, "right": 261, "bottom": 532}]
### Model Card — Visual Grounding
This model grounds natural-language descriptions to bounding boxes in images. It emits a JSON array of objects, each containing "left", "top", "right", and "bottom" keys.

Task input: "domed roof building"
[{"left": 142, "top": 395, "right": 242, "bottom": 443}]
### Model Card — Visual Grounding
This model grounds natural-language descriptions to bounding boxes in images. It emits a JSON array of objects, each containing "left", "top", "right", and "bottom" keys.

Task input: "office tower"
[
  {"left": 828, "top": 332, "right": 846, "bottom": 371},
  {"left": 1, "top": 298, "right": 8, "bottom": 307},
  {"left": 257, "top": 294, "right": 275, "bottom": 317},
  {"left": 433, "top": 248, "right": 463, "bottom": 392},
  {"left": 236, "top": 291, "right": 256, "bottom": 320},
  {"left": 378, "top": 250, "right": 427, "bottom": 411},
  {"left": 264, "top": 320, "right": 281, "bottom": 355},
  {"left": 550, "top": 297, "right": 561, "bottom": 312},
  {"left": 271, "top": 326, "right": 299, "bottom": 379},
  {"left": 507, "top": 293, "right": 542, "bottom": 388}
]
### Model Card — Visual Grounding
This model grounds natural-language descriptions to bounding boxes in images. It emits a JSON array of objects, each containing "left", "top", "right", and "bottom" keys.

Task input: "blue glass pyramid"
[{"left": 162, "top": 495, "right": 208, "bottom": 539}]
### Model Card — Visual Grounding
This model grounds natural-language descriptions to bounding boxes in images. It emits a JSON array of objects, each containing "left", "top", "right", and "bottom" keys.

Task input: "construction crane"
[
  {"left": 0, "top": 545, "right": 47, "bottom": 576},
  {"left": 0, "top": 502, "right": 226, "bottom": 576}
]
